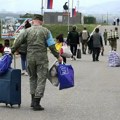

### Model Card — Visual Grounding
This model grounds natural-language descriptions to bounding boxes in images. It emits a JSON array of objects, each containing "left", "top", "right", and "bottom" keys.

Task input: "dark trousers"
[
  {"left": 20, "top": 53, "right": 27, "bottom": 70},
  {"left": 110, "top": 39, "right": 117, "bottom": 51},
  {"left": 92, "top": 47, "right": 101, "bottom": 61},
  {"left": 104, "top": 38, "right": 107, "bottom": 45},
  {"left": 70, "top": 44, "right": 77, "bottom": 56},
  {"left": 82, "top": 40, "right": 88, "bottom": 54}
]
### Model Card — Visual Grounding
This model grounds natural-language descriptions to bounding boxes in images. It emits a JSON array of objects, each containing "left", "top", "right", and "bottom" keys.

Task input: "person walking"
[
  {"left": 11, "top": 14, "right": 63, "bottom": 111},
  {"left": 3, "top": 39, "right": 11, "bottom": 54},
  {"left": 80, "top": 27, "right": 90, "bottom": 54},
  {"left": 67, "top": 25, "right": 79, "bottom": 60},
  {"left": 89, "top": 28, "right": 103, "bottom": 62},
  {"left": 108, "top": 27, "right": 119, "bottom": 51},
  {"left": 55, "top": 34, "right": 67, "bottom": 63},
  {"left": 18, "top": 20, "right": 31, "bottom": 75},
  {"left": 116, "top": 18, "right": 119, "bottom": 26},
  {"left": 103, "top": 29, "right": 107, "bottom": 45}
]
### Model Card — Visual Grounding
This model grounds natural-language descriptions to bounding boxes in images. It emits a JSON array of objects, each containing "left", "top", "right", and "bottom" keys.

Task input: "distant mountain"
[
  {"left": 0, "top": 11, "right": 21, "bottom": 18},
  {"left": 0, "top": 0, "right": 120, "bottom": 24},
  {"left": 81, "top": 0, "right": 120, "bottom": 15},
  {"left": 79, "top": 0, "right": 120, "bottom": 24}
]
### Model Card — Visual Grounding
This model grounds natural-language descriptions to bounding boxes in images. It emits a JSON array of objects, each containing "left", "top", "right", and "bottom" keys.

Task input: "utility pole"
[
  {"left": 41, "top": 0, "right": 44, "bottom": 15},
  {"left": 68, "top": 0, "right": 70, "bottom": 33},
  {"left": 107, "top": 12, "right": 108, "bottom": 25},
  {"left": 77, "top": 0, "right": 79, "bottom": 12},
  {"left": 72, "top": 0, "right": 73, "bottom": 9}
]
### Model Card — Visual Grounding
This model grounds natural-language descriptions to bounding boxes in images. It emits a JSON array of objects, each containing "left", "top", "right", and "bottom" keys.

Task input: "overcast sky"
[{"left": 0, "top": 0, "right": 115, "bottom": 13}]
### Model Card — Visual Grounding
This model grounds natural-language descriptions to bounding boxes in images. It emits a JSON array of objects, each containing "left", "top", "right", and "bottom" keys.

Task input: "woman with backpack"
[{"left": 80, "top": 27, "right": 90, "bottom": 54}]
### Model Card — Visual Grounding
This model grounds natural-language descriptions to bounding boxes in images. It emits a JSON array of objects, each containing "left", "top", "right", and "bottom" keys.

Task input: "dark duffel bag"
[{"left": 77, "top": 49, "right": 81, "bottom": 59}]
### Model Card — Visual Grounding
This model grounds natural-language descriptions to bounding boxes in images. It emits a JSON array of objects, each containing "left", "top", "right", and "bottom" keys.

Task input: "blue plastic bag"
[
  {"left": 57, "top": 64, "right": 74, "bottom": 90},
  {"left": 46, "top": 32, "right": 55, "bottom": 47},
  {"left": 0, "top": 54, "right": 12, "bottom": 75}
]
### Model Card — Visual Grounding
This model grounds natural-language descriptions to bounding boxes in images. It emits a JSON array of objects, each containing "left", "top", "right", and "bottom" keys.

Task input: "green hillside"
[{"left": 0, "top": 24, "right": 97, "bottom": 45}]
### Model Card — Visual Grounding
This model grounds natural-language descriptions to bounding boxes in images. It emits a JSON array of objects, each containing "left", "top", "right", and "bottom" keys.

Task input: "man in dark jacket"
[
  {"left": 67, "top": 26, "right": 79, "bottom": 60},
  {"left": 89, "top": 28, "right": 103, "bottom": 61}
]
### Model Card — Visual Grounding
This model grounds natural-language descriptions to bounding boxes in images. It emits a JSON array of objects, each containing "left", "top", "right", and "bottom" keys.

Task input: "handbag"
[
  {"left": 60, "top": 43, "right": 72, "bottom": 58},
  {"left": 48, "top": 61, "right": 59, "bottom": 86},
  {"left": 57, "top": 63, "right": 74, "bottom": 90}
]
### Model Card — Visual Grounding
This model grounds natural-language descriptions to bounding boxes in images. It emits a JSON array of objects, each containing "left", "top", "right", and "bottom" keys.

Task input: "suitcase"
[{"left": 0, "top": 68, "right": 21, "bottom": 107}]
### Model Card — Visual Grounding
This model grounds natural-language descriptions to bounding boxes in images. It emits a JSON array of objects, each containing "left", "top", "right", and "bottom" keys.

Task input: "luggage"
[
  {"left": 60, "top": 44, "right": 72, "bottom": 58},
  {"left": 108, "top": 51, "right": 120, "bottom": 67},
  {"left": 48, "top": 61, "right": 59, "bottom": 87},
  {"left": 57, "top": 63, "right": 74, "bottom": 90},
  {"left": 0, "top": 68, "right": 21, "bottom": 107},
  {"left": 77, "top": 48, "right": 81, "bottom": 59}
]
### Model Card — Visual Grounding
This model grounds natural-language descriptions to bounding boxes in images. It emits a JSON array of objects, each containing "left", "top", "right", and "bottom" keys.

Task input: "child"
[
  {"left": 55, "top": 34, "right": 67, "bottom": 63},
  {"left": 4, "top": 39, "right": 11, "bottom": 54}
]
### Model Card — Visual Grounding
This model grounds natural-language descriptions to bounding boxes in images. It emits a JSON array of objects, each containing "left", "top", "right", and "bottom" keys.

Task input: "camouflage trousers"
[
  {"left": 110, "top": 39, "right": 117, "bottom": 51},
  {"left": 27, "top": 60, "right": 48, "bottom": 98}
]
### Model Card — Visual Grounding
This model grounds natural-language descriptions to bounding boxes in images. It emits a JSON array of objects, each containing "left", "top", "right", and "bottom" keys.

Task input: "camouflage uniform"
[
  {"left": 12, "top": 24, "right": 59, "bottom": 98},
  {"left": 103, "top": 30, "right": 107, "bottom": 45},
  {"left": 107, "top": 28, "right": 119, "bottom": 51}
]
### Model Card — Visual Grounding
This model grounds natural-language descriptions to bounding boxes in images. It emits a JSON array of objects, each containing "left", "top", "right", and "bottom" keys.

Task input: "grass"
[
  {"left": 44, "top": 24, "right": 97, "bottom": 38},
  {"left": 0, "top": 24, "right": 97, "bottom": 46}
]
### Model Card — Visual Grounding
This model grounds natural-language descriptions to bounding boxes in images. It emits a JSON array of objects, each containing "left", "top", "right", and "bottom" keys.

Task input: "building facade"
[{"left": 44, "top": 12, "right": 82, "bottom": 24}]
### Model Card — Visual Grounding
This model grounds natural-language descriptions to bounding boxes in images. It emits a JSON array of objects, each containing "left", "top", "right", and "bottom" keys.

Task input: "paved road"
[{"left": 0, "top": 25, "right": 120, "bottom": 120}]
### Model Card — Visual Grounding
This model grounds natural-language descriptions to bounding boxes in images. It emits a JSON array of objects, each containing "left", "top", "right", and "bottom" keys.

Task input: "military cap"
[{"left": 32, "top": 14, "right": 43, "bottom": 21}]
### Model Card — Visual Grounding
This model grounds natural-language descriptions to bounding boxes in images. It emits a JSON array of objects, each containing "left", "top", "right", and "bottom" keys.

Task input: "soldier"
[
  {"left": 11, "top": 14, "right": 63, "bottom": 111},
  {"left": 103, "top": 29, "right": 107, "bottom": 45},
  {"left": 108, "top": 27, "right": 119, "bottom": 51}
]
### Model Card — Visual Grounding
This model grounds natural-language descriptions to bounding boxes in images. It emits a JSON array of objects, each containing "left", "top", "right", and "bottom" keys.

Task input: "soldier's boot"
[
  {"left": 33, "top": 98, "right": 44, "bottom": 111},
  {"left": 30, "top": 94, "right": 34, "bottom": 107}
]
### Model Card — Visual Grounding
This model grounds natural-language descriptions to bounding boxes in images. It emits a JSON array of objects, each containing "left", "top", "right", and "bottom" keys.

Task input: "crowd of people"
[
  {"left": 0, "top": 14, "right": 119, "bottom": 111},
  {"left": 113, "top": 18, "right": 120, "bottom": 26}
]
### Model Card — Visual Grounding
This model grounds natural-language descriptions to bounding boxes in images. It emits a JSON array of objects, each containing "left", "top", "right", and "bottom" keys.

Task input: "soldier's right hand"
[{"left": 58, "top": 56, "right": 63, "bottom": 63}]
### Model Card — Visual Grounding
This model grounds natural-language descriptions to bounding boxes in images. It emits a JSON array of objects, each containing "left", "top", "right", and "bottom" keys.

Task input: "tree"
[
  {"left": 84, "top": 16, "right": 96, "bottom": 24},
  {"left": 20, "top": 13, "right": 33, "bottom": 18}
]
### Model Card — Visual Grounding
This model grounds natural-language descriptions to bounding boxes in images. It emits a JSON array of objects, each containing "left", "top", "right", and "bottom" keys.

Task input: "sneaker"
[
  {"left": 96, "top": 59, "right": 99, "bottom": 61},
  {"left": 21, "top": 70, "right": 25, "bottom": 75},
  {"left": 73, "top": 57, "right": 76, "bottom": 60},
  {"left": 24, "top": 71, "right": 28, "bottom": 76}
]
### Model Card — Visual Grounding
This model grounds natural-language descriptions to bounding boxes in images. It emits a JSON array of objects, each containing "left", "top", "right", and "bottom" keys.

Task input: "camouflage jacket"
[
  {"left": 107, "top": 31, "right": 119, "bottom": 40},
  {"left": 11, "top": 25, "right": 59, "bottom": 62}
]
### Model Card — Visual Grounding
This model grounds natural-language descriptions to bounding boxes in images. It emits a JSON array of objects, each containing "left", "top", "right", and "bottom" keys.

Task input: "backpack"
[
  {"left": 82, "top": 30, "right": 88, "bottom": 40},
  {"left": 0, "top": 54, "right": 12, "bottom": 75}
]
